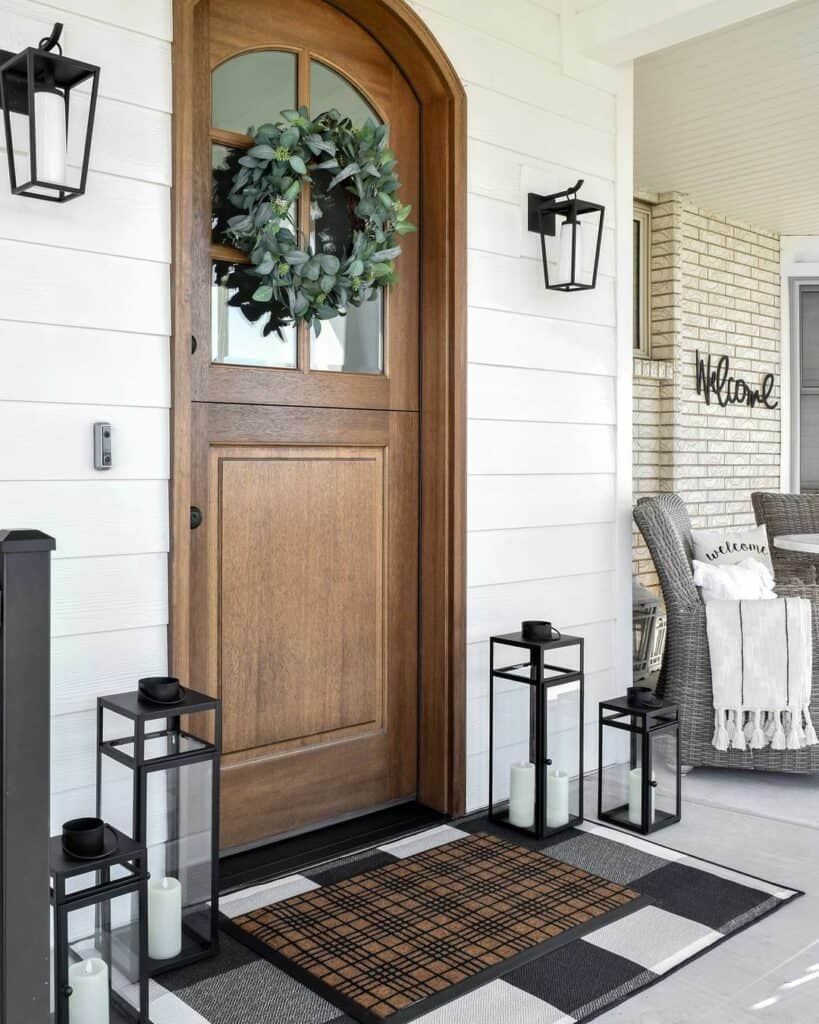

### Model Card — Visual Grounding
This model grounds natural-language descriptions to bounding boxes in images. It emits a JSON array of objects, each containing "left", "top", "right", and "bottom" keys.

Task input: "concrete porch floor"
[{"left": 592, "top": 769, "right": 819, "bottom": 1023}]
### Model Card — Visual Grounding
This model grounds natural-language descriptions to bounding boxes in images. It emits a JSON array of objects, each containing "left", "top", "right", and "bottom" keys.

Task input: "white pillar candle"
[
  {"left": 34, "top": 90, "right": 67, "bottom": 185},
  {"left": 68, "top": 957, "right": 109, "bottom": 1024},
  {"left": 148, "top": 876, "right": 182, "bottom": 960},
  {"left": 508, "top": 761, "right": 535, "bottom": 828},
  {"left": 546, "top": 769, "right": 570, "bottom": 828},
  {"left": 628, "top": 768, "right": 656, "bottom": 826}
]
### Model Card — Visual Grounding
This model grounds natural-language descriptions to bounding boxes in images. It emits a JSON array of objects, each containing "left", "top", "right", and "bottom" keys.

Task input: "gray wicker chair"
[
  {"left": 751, "top": 491, "right": 819, "bottom": 585},
  {"left": 634, "top": 493, "right": 819, "bottom": 772}
]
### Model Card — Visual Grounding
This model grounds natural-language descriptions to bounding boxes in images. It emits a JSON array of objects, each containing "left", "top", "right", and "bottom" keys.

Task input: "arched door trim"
[{"left": 170, "top": 0, "right": 467, "bottom": 817}]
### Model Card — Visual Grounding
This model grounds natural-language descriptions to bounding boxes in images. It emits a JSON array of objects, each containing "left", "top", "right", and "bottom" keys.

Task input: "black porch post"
[{"left": 0, "top": 530, "right": 56, "bottom": 1023}]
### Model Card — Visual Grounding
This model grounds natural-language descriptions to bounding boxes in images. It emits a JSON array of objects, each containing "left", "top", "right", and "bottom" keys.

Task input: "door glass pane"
[
  {"left": 801, "top": 289, "right": 819, "bottom": 387},
  {"left": 212, "top": 51, "right": 297, "bottom": 135},
  {"left": 212, "top": 261, "right": 297, "bottom": 368},
  {"left": 309, "top": 61, "right": 384, "bottom": 375}
]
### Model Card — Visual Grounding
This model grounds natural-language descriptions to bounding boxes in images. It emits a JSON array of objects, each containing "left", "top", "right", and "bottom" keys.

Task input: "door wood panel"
[
  {"left": 217, "top": 446, "right": 385, "bottom": 754},
  {"left": 190, "top": 403, "right": 418, "bottom": 848}
]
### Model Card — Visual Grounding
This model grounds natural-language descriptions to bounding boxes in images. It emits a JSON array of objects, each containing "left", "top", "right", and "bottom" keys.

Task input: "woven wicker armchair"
[
  {"left": 751, "top": 491, "right": 819, "bottom": 585},
  {"left": 634, "top": 493, "right": 819, "bottom": 772}
]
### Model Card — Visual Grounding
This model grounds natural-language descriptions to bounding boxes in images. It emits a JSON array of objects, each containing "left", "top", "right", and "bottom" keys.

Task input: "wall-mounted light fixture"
[
  {"left": 527, "top": 179, "right": 604, "bottom": 291},
  {"left": 0, "top": 22, "right": 99, "bottom": 202}
]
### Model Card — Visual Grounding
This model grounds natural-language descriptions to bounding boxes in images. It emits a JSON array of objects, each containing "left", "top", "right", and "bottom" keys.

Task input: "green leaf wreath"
[{"left": 219, "top": 106, "right": 415, "bottom": 338}]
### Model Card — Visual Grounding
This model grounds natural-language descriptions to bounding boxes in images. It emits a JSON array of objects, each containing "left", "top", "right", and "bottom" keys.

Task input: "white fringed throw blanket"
[{"left": 706, "top": 598, "right": 819, "bottom": 752}]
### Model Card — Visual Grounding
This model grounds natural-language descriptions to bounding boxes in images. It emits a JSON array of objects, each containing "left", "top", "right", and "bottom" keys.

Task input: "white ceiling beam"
[{"left": 575, "top": 0, "right": 800, "bottom": 64}]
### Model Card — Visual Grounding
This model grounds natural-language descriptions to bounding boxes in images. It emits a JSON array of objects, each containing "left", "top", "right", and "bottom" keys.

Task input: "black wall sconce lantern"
[
  {"left": 527, "top": 179, "right": 604, "bottom": 291},
  {"left": 0, "top": 22, "right": 99, "bottom": 202}
]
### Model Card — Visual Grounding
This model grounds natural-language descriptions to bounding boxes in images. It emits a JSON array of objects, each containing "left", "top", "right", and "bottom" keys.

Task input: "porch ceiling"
[{"left": 634, "top": 0, "right": 819, "bottom": 235}]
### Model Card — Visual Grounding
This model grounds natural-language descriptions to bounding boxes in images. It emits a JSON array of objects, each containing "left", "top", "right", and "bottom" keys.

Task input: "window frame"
[{"left": 633, "top": 200, "right": 652, "bottom": 357}]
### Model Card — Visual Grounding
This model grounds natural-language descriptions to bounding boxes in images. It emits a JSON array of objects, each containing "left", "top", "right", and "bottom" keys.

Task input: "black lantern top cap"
[
  {"left": 100, "top": 686, "right": 220, "bottom": 721},
  {"left": 601, "top": 695, "right": 677, "bottom": 720},
  {"left": 0, "top": 24, "right": 98, "bottom": 114},
  {"left": 49, "top": 825, "right": 143, "bottom": 880},
  {"left": 492, "top": 630, "right": 583, "bottom": 650}
]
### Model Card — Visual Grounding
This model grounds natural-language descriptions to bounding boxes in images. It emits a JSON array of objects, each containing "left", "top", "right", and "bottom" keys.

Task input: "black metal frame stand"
[{"left": 0, "top": 529, "right": 55, "bottom": 1023}]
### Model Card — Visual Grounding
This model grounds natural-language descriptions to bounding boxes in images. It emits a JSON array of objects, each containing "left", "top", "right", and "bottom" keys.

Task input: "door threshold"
[{"left": 219, "top": 800, "right": 447, "bottom": 894}]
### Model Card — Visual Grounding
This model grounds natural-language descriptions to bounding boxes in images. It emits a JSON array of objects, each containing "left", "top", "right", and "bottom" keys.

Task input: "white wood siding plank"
[
  {"left": 467, "top": 572, "right": 616, "bottom": 644},
  {"left": 52, "top": 553, "right": 168, "bottom": 638},
  {"left": 467, "top": 307, "right": 616, "bottom": 377},
  {"left": 468, "top": 364, "right": 615, "bottom": 425},
  {"left": 0, "top": 323, "right": 170, "bottom": 407},
  {"left": 0, "top": 242, "right": 170, "bottom": 335},
  {"left": 468, "top": 474, "right": 615, "bottom": 531},
  {"left": 0, "top": 403, "right": 169, "bottom": 481},
  {"left": 409, "top": 0, "right": 561, "bottom": 62},
  {"left": 469, "top": 522, "right": 615, "bottom": 587},
  {"left": 467, "top": 84, "right": 616, "bottom": 182},
  {"left": 469, "top": 420, "right": 615, "bottom": 475},
  {"left": 413, "top": 3, "right": 614, "bottom": 133},
  {"left": 27, "top": 0, "right": 172, "bottom": 40},
  {"left": 52, "top": 626, "right": 168, "bottom": 717},
  {"left": 0, "top": 173, "right": 170, "bottom": 262},
  {"left": 0, "top": 481, "right": 168, "bottom": 558}
]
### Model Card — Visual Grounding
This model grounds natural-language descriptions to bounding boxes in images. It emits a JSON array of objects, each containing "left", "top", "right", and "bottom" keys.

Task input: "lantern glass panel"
[
  {"left": 59, "top": 888, "right": 144, "bottom": 1024},
  {"left": 650, "top": 729, "right": 680, "bottom": 826},
  {"left": 545, "top": 678, "right": 581, "bottom": 829},
  {"left": 491, "top": 676, "right": 536, "bottom": 830},
  {"left": 600, "top": 718, "right": 643, "bottom": 828},
  {"left": 146, "top": 758, "right": 214, "bottom": 963},
  {"left": 542, "top": 208, "right": 602, "bottom": 289}
]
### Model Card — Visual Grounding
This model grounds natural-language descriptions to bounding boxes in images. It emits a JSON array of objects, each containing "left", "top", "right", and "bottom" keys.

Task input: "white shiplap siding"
[
  {"left": 411, "top": 1, "right": 627, "bottom": 811},
  {"left": 0, "top": 0, "right": 172, "bottom": 832}
]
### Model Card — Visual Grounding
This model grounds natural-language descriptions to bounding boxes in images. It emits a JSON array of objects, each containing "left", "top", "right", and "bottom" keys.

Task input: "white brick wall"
[{"left": 633, "top": 194, "right": 781, "bottom": 593}]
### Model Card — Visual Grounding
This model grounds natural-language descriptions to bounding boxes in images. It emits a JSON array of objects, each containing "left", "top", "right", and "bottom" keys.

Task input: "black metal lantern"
[
  {"left": 50, "top": 826, "right": 149, "bottom": 1024},
  {"left": 598, "top": 696, "right": 681, "bottom": 835},
  {"left": 0, "top": 22, "right": 99, "bottom": 201},
  {"left": 489, "top": 628, "right": 584, "bottom": 840},
  {"left": 527, "top": 179, "right": 604, "bottom": 291},
  {"left": 97, "top": 685, "right": 221, "bottom": 974}
]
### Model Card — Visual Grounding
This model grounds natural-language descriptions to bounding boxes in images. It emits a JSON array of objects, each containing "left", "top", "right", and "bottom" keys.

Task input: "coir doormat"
[{"left": 224, "top": 831, "right": 642, "bottom": 1022}]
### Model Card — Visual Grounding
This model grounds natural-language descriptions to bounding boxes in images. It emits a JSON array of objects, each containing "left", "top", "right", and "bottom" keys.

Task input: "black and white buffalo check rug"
[{"left": 154, "top": 817, "right": 801, "bottom": 1024}]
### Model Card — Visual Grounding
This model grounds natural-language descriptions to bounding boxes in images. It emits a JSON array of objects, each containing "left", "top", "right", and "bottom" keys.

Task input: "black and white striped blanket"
[{"left": 705, "top": 597, "right": 819, "bottom": 751}]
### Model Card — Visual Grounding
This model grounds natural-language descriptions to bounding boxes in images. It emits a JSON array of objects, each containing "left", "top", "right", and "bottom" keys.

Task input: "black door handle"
[{"left": 190, "top": 506, "right": 203, "bottom": 529}]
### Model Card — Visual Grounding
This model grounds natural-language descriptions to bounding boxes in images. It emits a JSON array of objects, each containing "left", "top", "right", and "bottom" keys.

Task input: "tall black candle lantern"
[
  {"left": 97, "top": 681, "right": 221, "bottom": 974},
  {"left": 489, "top": 624, "right": 584, "bottom": 839},
  {"left": 50, "top": 825, "right": 149, "bottom": 1024}
]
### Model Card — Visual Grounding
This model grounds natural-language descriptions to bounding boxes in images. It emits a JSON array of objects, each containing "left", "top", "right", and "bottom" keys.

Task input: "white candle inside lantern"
[
  {"left": 557, "top": 218, "right": 584, "bottom": 284},
  {"left": 148, "top": 876, "right": 182, "bottom": 960},
  {"left": 628, "top": 768, "right": 655, "bottom": 826},
  {"left": 546, "top": 768, "right": 570, "bottom": 827},
  {"left": 508, "top": 761, "right": 535, "bottom": 828},
  {"left": 34, "top": 90, "right": 67, "bottom": 185},
  {"left": 68, "top": 957, "right": 109, "bottom": 1024}
]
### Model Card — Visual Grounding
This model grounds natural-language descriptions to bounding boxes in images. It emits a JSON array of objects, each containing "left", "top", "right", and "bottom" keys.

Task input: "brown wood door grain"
[{"left": 186, "top": 0, "right": 422, "bottom": 847}]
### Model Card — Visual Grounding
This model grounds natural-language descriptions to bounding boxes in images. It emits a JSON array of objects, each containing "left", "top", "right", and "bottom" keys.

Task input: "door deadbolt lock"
[{"left": 190, "top": 506, "right": 203, "bottom": 530}]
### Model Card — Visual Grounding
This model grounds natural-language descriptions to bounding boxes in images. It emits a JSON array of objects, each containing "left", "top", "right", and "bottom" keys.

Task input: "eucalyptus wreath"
[{"left": 218, "top": 106, "right": 415, "bottom": 337}]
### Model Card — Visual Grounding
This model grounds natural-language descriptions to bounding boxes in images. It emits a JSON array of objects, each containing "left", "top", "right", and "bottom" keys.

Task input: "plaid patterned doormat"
[
  {"left": 227, "top": 832, "right": 640, "bottom": 1021},
  {"left": 158, "top": 819, "right": 802, "bottom": 1024}
]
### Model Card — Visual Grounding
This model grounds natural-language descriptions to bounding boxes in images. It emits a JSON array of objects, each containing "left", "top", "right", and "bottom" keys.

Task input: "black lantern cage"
[
  {"left": 97, "top": 688, "right": 221, "bottom": 975},
  {"left": 527, "top": 179, "right": 604, "bottom": 292},
  {"left": 597, "top": 697, "right": 681, "bottom": 835},
  {"left": 489, "top": 631, "right": 584, "bottom": 840},
  {"left": 50, "top": 827, "right": 149, "bottom": 1024},
  {"left": 0, "top": 22, "right": 99, "bottom": 201}
]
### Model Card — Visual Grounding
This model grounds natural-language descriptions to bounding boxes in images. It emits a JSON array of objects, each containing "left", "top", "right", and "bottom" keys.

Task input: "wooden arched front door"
[{"left": 172, "top": 0, "right": 467, "bottom": 853}]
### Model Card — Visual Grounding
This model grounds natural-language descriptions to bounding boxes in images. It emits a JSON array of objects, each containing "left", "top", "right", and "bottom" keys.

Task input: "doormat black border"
[{"left": 221, "top": 889, "right": 650, "bottom": 1024}]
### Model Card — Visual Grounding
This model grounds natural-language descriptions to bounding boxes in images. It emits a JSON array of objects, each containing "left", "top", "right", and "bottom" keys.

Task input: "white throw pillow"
[
  {"left": 692, "top": 557, "right": 777, "bottom": 604},
  {"left": 691, "top": 524, "right": 773, "bottom": 572}
]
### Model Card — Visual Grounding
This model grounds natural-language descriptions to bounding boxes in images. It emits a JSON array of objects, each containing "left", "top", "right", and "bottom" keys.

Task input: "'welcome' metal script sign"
[{"left": 695, "top": 350, "right": 778, "bottom": 410}]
